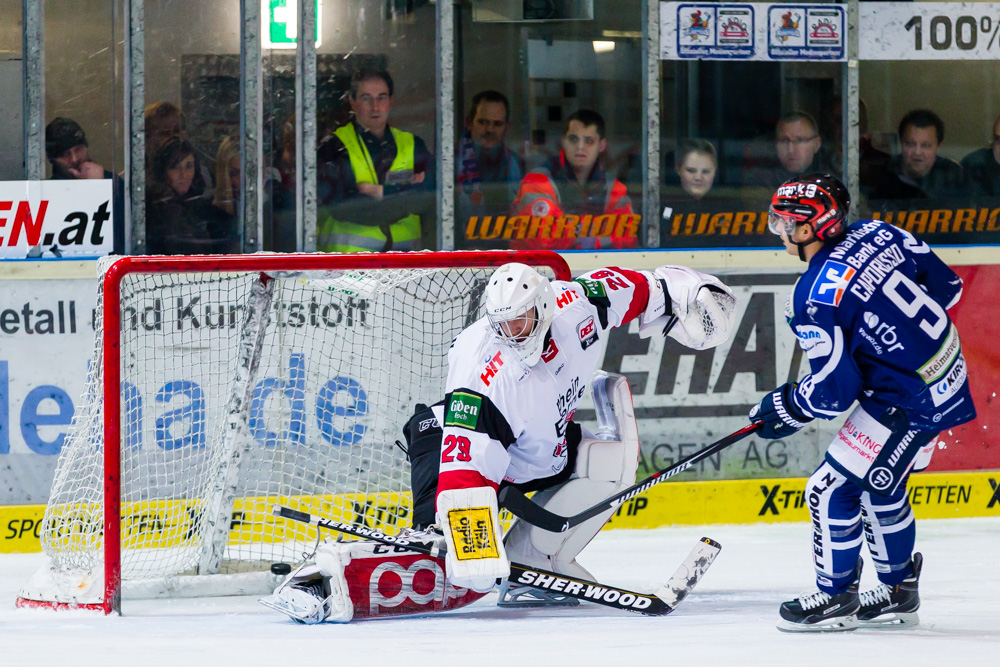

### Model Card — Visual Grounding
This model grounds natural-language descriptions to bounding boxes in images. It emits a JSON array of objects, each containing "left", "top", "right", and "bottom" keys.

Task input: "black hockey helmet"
[{"left": 768, "top": 173, "right": 850, "bottom": 243}]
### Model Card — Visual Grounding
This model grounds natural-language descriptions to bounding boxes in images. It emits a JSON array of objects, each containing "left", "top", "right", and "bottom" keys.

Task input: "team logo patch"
[
  {"left": 447, "top": 507, "right": 499, "bottom": 561},
  {"left": 577, "top": 316, "right": 599, "bottom": 350},
  {"left": 530, "top": 200, "right": 551, "bottom": 217},
  {"left": 574, "top": 278, "right": 606, "bottom": 299},
  {"left": 919, "top": 325, "right": 959, "bottom": 383},
  {"left": 479, "top": 351, "right": 504, "bottom": 387},
  {"left": 808, "top": 260, "right": 856, "bottom": 306},
  {"left": 868, "top": 467, "right": 894, "bottom": 492},
  {"left": 540, "top": 337, "right": 559, "bottom": 363},
  {"left": 930, "top": 354, "right": 967, "bottom": 407},
  {"left": 444, "top": 392, "right": 482, "bottom": 430},
  {"left": 795, "top": 325, "right": 832, "bottom": 359},
  {"left": 555, "top": 288, "right": 578, "bottom": 309}
]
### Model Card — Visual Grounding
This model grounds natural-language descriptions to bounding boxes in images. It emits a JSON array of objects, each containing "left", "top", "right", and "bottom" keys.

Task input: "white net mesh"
[{"left": 34, "top": 255, "right": 554, "bottom": 596}]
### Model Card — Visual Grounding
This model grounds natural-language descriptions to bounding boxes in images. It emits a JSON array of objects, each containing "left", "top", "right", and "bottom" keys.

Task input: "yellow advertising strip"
[
  {"left": 0, "top": 504, "right": 47, "bottom": 554},
  {"left": 3, "top": 472, "right": 998, "bottom": 554},
  {"left": 603, "top": 471, "right": 1000, "bottom": 529}
]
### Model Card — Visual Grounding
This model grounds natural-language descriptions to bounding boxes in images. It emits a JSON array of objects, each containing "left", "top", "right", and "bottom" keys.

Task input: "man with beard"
[{"left": 45, "top": 117, "right": 125, "bottom": 254}]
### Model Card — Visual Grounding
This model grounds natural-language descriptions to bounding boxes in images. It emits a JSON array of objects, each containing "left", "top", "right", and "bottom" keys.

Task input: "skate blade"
[
  {"left": 859, "top": 611, "right": 919, "bottom": 628},
  {"left": 777, "top": 614, "right": 859, "bottom": 633},
  {"left": 497, "top": 594, "right": 581, "bottom": 608},
  {"left": 258, "top": 595, "right": 310, "bottom": 624}
]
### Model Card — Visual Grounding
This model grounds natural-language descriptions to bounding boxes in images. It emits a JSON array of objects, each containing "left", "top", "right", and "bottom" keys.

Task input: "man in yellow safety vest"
[{"left": 316, "top": 68, "right": 435, "bottom": 252}]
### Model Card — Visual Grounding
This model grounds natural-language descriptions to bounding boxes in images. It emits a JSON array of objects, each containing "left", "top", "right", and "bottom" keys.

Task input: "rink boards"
[{"left": 3, "top": 470, "right": 998, "bottom": 553}]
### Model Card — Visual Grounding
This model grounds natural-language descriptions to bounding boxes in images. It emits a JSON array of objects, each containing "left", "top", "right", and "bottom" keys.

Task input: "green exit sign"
[{"left": 264, "top": 0, "right": 323, "bottom": 49}]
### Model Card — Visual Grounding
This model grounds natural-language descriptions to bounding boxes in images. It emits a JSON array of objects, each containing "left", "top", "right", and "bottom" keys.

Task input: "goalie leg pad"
[
  {"left": 437, "top": 486, "right": 509, "bottom": 592},
  {"left": 261, "top": 537, "right": 489, "bottom": 622},
  {"left": 504, "top": 439, "right": 636, "bottom": 581},
  {"left": 504, "top": 372, "right": 640, "bottom": 587}
]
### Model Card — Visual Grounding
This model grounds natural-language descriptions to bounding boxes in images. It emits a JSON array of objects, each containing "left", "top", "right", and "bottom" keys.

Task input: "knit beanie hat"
[{"left": 45, "top": 117, "right": 88, "bottom": 160}]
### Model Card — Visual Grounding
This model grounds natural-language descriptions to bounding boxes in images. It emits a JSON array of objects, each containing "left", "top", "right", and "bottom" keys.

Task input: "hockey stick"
[
  {"left": 272, "top": 506, "right": 448, "bottom": 557},
  {"left": 498, "top": 421, "right": 762, "bottom": 533},
  {"left": 271, "top": 506, "right": 721, "bottom": 617}
]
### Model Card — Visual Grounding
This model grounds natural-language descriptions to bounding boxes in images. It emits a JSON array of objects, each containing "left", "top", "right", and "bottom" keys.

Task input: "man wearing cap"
[{"left": 46, "top": 117, "right": 125, "bottom": 254}]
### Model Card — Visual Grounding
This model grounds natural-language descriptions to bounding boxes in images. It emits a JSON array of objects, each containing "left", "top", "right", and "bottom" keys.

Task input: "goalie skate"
[{"left": 496, "top": 579, "right": 580, "bottom": 607}]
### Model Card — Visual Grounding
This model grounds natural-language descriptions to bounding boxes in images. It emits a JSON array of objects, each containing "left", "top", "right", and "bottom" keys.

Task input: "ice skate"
[
  {"left": 496, "top": 579, "right": 580, "bottom": 608},
  {"left": 259, "top": 575, "right": 333, "bottom": 625},
  {"left": 858, "top": 552, "right": 922, "bottom": 627},
  {"left": 777, "top": 561, "right": 861, "bottom": 633}
]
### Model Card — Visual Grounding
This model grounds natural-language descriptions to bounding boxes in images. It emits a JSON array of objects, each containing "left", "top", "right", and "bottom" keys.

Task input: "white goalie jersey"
[{"left": 435, "top": 267, "right": 653, "bottom": 496}]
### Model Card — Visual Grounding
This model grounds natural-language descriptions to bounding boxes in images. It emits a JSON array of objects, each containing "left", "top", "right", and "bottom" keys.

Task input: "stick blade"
[{"left": 654, "top": 537, "right": 722, "bottom": 612}]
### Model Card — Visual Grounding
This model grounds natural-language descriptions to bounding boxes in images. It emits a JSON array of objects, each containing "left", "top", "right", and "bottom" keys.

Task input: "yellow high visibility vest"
[{"left": 317, "top": 123, "right": 422, "bottom": 253}]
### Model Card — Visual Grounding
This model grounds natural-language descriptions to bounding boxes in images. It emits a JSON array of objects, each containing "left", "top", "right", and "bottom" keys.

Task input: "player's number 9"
[{"left": 882, "top": 272, "right": 947, "bottom": 339}]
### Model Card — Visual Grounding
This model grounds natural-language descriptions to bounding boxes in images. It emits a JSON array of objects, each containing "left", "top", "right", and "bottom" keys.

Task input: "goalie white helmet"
[{"left": 485, "top": 263, "right": 556, "bottom": 367}]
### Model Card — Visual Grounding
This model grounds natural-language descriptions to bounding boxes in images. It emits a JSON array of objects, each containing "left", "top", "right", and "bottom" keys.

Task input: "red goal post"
[{"left": 17, "top": 250, "right": 570, "bottom": 615}]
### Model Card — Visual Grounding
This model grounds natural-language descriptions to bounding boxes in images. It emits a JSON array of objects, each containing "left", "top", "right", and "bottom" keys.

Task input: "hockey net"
[{"left": 17, "top": 251, "right": 569, "bottom": 613}]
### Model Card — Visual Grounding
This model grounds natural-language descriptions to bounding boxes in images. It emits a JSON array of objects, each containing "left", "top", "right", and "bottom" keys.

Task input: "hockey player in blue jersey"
[{"left": 750, "top": 174, "right": 976, "bottom": 632}]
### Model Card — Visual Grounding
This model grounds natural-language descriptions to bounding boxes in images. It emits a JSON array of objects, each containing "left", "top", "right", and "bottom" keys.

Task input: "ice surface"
[{"left": 2, "top": 519, "right": 997, "bottom": 665}]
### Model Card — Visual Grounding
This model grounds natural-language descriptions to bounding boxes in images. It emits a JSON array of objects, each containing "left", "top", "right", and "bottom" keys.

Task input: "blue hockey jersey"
[{"left": 786, "top": 219, "right": 975, "bottom": 432}]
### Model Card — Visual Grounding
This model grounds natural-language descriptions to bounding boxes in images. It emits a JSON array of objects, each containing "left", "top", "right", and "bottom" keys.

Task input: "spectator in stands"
[
  {"left": 315, "top": 68, "right": 435, "bottom": 252},
  {"left": 456, "top": 90, "right": 525, "bottom": 232},
  {"left": 870, "top": 109, "right": 963, "bottom": 200},
  {"left": 144, "top": 101, "right": 212, "bottom": 201},
  {"left": 961, "top": 113, "right": 1000, "bottom": 197},
  {"left": 674, "top": 139, "right": 718, "bottom": 200},
  {"left": 510, "top": 109, "right": 636, "bottom": 250},
  {"left": 45, "top": 117, "right": 125, "bottom": 254},
  {"left": 145, "top": 102, "right": 184, "bottom": 159},
  {"left": 746, "top": 111, "right": 832, "bottom": 188},
  {"left": 146, "top": 137, "right": 234, "bottom": 254}
]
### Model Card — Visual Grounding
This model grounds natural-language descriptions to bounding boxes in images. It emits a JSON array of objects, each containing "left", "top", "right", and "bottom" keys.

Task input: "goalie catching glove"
[
  {"left": 637, "top": 265, "right": 737, "bottom": 350},
  {"left": 437, "top": 486, "right": 509, "bottom": 592}
]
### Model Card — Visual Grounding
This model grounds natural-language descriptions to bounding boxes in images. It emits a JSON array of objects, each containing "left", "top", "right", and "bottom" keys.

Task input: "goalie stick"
[
  {"left": 499, "top": 421, "right": 762, "bottom": 533},
  {"left": 271, "top": 506, "right": 721, "bottom": 617}
]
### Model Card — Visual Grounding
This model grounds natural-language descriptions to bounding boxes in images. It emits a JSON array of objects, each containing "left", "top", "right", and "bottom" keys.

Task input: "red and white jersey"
[{"left": 435, "top": 267, "right": 651, "bottom": 496}]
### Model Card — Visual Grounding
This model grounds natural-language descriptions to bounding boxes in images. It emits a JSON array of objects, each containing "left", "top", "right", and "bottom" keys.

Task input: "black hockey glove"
[{"left": 749, "top": 383, "right": 812, "bottom": 440}]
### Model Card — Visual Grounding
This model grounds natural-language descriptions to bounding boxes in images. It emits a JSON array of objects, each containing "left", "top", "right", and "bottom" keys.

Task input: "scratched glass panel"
[
  {"left": 455, "top": 0, "right": 643, "bottom": 251},
  {"left": 144, "top": 0, "right": 241, "bottom": 254},
  {"left": 263, "top": 0, "right": 439, "bottom": 252},
  {"left": 0, "top": 0, "right": 23, "bottom": 180},
  {"left": 858, "top": 0, "right": 1000, "bottom": 246},
  {"left": 660, "top": 55, "right": 840, "bottom": 250}
]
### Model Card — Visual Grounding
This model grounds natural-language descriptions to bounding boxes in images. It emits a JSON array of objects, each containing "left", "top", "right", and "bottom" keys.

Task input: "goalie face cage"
[{"left": 16, "top": 251, "right": 570, "bottom": 615}]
